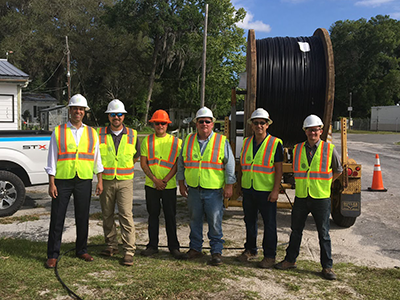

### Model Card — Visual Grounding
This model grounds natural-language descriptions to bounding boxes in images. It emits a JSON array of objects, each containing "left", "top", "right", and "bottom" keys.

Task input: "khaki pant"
[{"left": 100, "top": 179, "right": 136, "bottom": 255}]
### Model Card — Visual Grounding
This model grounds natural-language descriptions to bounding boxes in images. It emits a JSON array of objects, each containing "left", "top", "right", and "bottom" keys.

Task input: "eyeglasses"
[
  {"left": 306, "top": 128, "right": 322, "bottom": 133},
  {"left": 154, "top": 122, "right": 167, "bottom": 126},
  {"left": 198, "top": 120, "right": 212, "bottom": 124},
  {"left": 252, "top": 121, "right": 267, "bottom": 126},
  {"left": 110, "top": 113, "right": 123, "bottom": 117}
]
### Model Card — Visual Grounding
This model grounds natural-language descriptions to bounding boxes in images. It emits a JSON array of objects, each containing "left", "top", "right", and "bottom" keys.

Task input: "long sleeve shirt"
[
  {"left": 45, "top": 121, "right": 104, "bottom": 176},
  {"left": 177, "top": 131, "right": 236, "bottom": 185}
]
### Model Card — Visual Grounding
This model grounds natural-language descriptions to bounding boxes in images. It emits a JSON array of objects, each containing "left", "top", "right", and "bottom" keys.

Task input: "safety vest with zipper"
[
  {"left": 98, "top": 127, "right": 137, "bottom": 180},
  {"left": 293, "top": 140, "right": 334, "bottom": 199},
  {"left": 182, "top": 132, "right": 226, "bottom": 189},
  {"left": 144, "top": 133, "right": 181, "bottom": 189},
  {"left": 241, "top": 134, "right": 282, "bottom": 191},
  {"left": 54, "top": 124, "right": 97, "bottom": 179}
]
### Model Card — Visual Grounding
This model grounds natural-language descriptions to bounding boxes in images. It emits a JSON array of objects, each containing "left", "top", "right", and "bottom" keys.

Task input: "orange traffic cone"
[{"left": 368, "top": 154, "right": 387, "bottom": 192}]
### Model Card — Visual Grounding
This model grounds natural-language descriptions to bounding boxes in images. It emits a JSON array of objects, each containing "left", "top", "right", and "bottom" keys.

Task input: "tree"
[{"left": 330, "top": 15, "right": 400, "bottom": 119}]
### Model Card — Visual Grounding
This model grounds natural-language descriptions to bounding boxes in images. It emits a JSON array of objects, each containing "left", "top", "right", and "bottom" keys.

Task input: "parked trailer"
[{"left": 224, "top": 29, "right": 361, "bottom": 228}]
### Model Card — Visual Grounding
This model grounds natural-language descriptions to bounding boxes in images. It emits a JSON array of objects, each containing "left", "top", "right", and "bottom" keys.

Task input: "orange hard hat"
[{"left": 149, "top": 109, "right": 172, "bottom": 123}]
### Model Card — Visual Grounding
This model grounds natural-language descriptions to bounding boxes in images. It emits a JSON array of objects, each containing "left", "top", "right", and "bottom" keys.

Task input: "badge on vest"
[{"left": 301, "top": 163, "right": 306, "bottom": 169}]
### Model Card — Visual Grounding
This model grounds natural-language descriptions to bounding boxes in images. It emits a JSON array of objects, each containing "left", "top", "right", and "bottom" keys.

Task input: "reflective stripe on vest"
[
  {"left": 240, "top": 135, "right": 281, "bottom": 191},
  {"left": 183, "top": 133, "right": 225, "bottom": 189},
  {"left": 55, "top": 124, "right": 96, "bottom": 179},
  {"left": 293, "top": 141, "right": 334, "bottom": 199},
  {"left": 98, "top": 127, "right": 136, "bottom": 180}
]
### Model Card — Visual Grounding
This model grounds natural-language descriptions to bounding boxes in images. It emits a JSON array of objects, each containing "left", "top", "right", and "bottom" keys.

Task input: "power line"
[{"left": 29, "top": 54, "right": 66, "bottom": 92}]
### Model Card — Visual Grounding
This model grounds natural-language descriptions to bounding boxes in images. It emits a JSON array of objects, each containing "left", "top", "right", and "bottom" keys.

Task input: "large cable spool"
[{"left": 244, "top": 28, "right": 334, "bottom": 147}]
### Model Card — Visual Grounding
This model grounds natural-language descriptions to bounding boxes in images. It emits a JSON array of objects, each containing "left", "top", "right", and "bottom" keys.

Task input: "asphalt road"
[{"left": 332, "top": 133, "right": 400, "bottom": 265}]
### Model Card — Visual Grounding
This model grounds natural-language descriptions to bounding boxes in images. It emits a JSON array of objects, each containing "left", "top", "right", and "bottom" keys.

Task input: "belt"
[{"left": 189, "top": 186, "right": 214, "bottom": 190}]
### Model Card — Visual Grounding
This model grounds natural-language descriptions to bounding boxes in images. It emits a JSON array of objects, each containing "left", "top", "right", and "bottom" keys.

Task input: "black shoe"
[
  {"left": 141, "top": 247, "right": 159, "bottom": 257},
  {"left": 182, "top": 249, "right": 204, "bottom": 260},
  {"left": 209, "top": 253, "right": 223, "bottom": 266},
  {"left": 170, "top": 249, "right": 185, "bottom": 259}
]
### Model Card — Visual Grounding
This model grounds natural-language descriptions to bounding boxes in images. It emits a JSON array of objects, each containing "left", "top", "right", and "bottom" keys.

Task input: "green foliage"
[
  {"left": 0, "top": 0, "right": 246, "bottom": 126},
  {"left": 330, "top": 15, "right": 400, "bottom": 119}
]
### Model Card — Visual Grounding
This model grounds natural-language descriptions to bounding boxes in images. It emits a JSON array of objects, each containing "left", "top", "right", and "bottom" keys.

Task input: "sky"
[{"left": 232, "top": 0, "right": 400, "bottom": 39}]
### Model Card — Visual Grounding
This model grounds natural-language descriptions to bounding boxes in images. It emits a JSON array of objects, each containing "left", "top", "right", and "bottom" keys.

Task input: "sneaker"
[
  {"left": 209, "top": 253, "right": 223, "bottom": 266},
  {"left": 274, "top": 260, "right": 297, "bottom": 270},
  {"left": 182, "top": 249, "right": 203, "bottom": 260},
  {"left": 140, "top": 247, "right": 159, "bottom": 257},
  {"left": 100, "top": 247, "right": 119, "bottom": 257},
  {"left": 237, "top": 250, "right": 258, "bottom": 262},
  {"left": 170, "top": 249, "right": 185, "bottom": 259},
  {"left": 258, "top": 257, "right": 276, "bottom": 269},
  {"left": 123, "top": 254, "right": 134, "bottom": 266},
  {"left": 322, "top": 268, "right": 337, "bottom": 280}
]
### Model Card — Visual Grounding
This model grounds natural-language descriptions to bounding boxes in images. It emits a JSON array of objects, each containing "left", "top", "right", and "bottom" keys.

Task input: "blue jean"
[
  {"left": 242, "top": 188, "right": 277, "bottom": 258},
  {"left": 187, "top": 187, "right": 224, "bottom": 254},
  {"left": 285, "top": 196, "right": 333, "bottom": 269}
]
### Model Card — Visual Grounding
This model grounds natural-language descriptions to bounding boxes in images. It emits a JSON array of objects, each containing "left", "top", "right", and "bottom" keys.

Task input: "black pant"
[
  {"left": 47, "top": 177, "right": 92, "bottom": 258},
  {"left": 145, "top": 186, "right": 179, "bottom": 251}
]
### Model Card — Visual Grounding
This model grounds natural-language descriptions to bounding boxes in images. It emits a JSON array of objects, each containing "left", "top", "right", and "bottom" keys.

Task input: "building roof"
[
  {"left": 22, "top": 93, "right": 58, "bottom": 102},
  {"left": 0, "top": 59, "right": 29, "bottom": 80}
]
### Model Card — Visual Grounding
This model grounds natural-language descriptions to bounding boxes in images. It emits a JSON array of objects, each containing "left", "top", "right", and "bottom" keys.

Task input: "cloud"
[
  {"left": 236, "top": 11, "right": 272, "bottom": 33},
  {"left": 355, "top": 0, "right": 394, "bottom": 8},
  {"left": 390, "top": 12, "right": 400, "bottom": 19}
]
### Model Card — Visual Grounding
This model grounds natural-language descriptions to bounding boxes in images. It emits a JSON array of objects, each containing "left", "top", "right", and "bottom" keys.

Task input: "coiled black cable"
[{"left": 256, "top": 35, "right": 326, "bottom": 146}]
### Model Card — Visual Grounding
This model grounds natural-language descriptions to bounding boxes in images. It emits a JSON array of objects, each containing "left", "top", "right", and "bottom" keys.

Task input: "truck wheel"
[
  {"left": 331, "top": 203, "right": 356, "bottom": 228},
  {"left": 0, "top": 171, "right": 26, "bottom": 217}
]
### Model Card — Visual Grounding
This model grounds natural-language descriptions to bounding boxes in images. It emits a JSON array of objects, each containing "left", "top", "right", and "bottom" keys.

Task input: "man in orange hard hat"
[
  {"left": 140, "top": 110, "right": 184, "bottom": 259},
  {"left": 275, "top": 115, "right": 342, "bottom": 280},
  {"left": 97, "top": 99, "right": 140, "bottom": 266}
]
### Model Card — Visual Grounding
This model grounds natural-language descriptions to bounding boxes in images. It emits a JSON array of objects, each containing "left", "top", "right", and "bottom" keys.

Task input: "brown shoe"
[
  {"left": 45, "top": 258, "right": 57, "bottom": 269},
  {"left": 237, "top": 250, "right": 258, "bottom": 262},
  {"left": 274, "top": 260, "right": 297, "bottom": 270},
  {"left": 209, "top": 253, "right": 223, "bottom": 266},
  {"left": 182, "top": 249, "right": 203, "bottom": 260},
  {"left": 100, "top": 247, "right": 119, "bottom": 257},
  {"left": 78, "top": 253, "right": 94, "bottom": 262},
  {"left": 322, "top": 268, "right": 337, "bottom": 280},
  {"left": 258, "top": 257, "right": 276, "bottom": 269},
  {"left": 123, "top": 254, "right": 134, "bottom": 266}
]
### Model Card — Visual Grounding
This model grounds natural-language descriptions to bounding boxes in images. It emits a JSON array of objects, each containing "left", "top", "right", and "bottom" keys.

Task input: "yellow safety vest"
[
  {"left": 143, "top": 134, "right": 181, "bottom": 189},
  {"left": 293, "top": 141, "right": 334, "bottom": 199},
  {"left": 98, "top": 127, "right": 137, "bottom": 180},
  {"left": 182, "top": 132, "right": 226, "bottom": 189},
  {"left": 54, "top": 124, "right": 97, "bottom": 179},
  {"left": 240, "top": 135, "right": 282, "bottom": 191}
]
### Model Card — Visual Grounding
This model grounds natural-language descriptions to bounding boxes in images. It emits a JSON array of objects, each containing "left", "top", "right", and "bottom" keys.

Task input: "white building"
[
  {"left": 370, "top": 105, "right": 400, "bottom": 132},
  {"left": 0, "top": 59, "right": 30, "bottom": 130}
]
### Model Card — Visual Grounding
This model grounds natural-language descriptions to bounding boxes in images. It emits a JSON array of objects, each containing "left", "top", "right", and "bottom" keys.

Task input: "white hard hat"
[
  {"left": 303, "top": 114, "right": 324, "bottom": 130},
  {"left": 194, "top": 106, "right": 216, "bottom": 122},
  {"left": 105, "top": 99, "right": 127, "bottom": 114},
  {"left": 68, "top": 94, "right": 89, "bottom": 111},
  {"left": 247, "top": 108, "right": 273, "bottom": 125}
]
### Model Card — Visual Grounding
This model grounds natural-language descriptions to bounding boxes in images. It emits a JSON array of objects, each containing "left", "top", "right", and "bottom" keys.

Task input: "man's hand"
[
  {"left": 154, "top": 178, "right": 167, "bottom": 190},
  {"left": 48, "top": 183, "right": 58, "bottom": 199},
  {"left": 179, "top": 181, "right": 188, "bottom": 198},
  {"left": 224, "top": 184, "right": 233, "bottom": 198},
  {"left": 268, "top": 190, "right": 279, "bottom": 202},
  {"left": 95, "top": 181, "right": 103, "bottom": 195}
]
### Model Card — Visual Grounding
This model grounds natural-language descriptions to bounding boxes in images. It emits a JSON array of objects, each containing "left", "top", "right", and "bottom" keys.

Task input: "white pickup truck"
[{"left": 0, "top": 130, "right": 51, "bottom": 217}]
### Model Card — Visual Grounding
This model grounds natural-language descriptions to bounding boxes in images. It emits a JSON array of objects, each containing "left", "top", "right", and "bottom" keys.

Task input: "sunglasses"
[
  {"left": 110, "top": 113, "right": 124, "bottom": 117},
  {"left": 198, "top": 120, "right": 212, "bottom": 124},
  {"left": 306, "top": 128, "right": 322, "bottom": 133},
  {"left": 252, "top": 121, "right": 267, "bottom": 126},
  {"left": 154, "top": 122, "right": 167, "bottom": 126}
]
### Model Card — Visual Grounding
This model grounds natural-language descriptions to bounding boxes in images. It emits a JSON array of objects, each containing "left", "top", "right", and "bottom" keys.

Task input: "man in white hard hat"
[
  {"left": 177, "top": 106, "right": 236, "bottom": 266},
  {"left": 97, "top": 99, "right": 140, "bottom": 266},
  {"left": 140, "top": 110, "right": 183, "bottom": 259},
  {"left": 275, "top": 114, "right": 343, "bottom": 280},
  {"left": 237, "top": 108, "right": 283, "bottom": 268},
  {"left": 45, "top": 94, "right": 104, "bottom": 268}
]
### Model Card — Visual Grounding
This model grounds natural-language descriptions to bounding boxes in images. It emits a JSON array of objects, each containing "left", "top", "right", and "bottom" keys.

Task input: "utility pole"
[
  {"left": 348, "top": 92, "right": 352, "bottom": 129},
  {"left": 65, "top": 36, "right": 71, "bottom": 102},
  {"left": 200, "top": 4, "right": 208, "bottom": 108}
]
